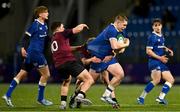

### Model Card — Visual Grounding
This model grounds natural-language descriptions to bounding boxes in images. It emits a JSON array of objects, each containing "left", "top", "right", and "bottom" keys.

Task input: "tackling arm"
[
  {"left": 70, "top": 46, "right": 82, "bottom": 51},
  {"left": 72, "top": 24, "right": 89, "bottom": 34},
  {"left": 81, "top": 56, "right": 101, "bottom": 65}
]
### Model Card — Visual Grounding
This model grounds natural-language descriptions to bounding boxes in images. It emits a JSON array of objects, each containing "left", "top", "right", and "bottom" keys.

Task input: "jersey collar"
[
  {"left": 152, "top": 31, "right": 162, "bottom": 37},
  {"left": 35, "top": 19, "right": 45, "bottom": 25},
  {"left": 111, "top": 23, "right": 120, "bottom": 32}
]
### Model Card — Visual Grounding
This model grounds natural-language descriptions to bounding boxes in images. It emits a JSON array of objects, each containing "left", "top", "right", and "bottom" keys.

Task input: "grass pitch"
[{"left": 0, "top": 84, "right": 180, "bottom": 111}]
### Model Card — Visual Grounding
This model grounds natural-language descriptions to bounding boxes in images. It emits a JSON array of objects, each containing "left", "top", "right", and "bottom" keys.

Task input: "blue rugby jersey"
[
  {"left": 146, "top": 32, "right": 170, "bottom": 71},
  {"left": 146, "top": 32, "right": 165, "bottom": 58},
  {"left": 25, "top": 19, "right": 48, "bottom": 53},
  {"left": 87, "top": 24, "right": 126, "bottom": 58}
]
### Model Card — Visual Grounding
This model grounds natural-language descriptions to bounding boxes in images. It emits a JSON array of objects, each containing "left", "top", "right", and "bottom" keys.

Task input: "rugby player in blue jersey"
[
  {"left": 2, "top": 6, "right": 53, "bottom": 107},
  {"left": 87, "top": 15, "right": 130, "bottom": 106},
  {"left": 137, "top": 18, "right": 174, "bottom": 105}
]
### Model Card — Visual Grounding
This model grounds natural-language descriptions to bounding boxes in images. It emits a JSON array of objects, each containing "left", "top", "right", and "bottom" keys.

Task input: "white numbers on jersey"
[{"left": 51, "top": 41, "right": 58, "bottom": 52}]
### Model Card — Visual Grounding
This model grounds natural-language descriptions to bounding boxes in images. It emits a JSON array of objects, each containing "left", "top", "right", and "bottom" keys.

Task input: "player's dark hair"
[
  {"left": 51, "top": 22, "right": 62, "bottom": 33},
  {"left": 152, "top": 18, "right": 162, "bottom": 25},
  {"left": 115, "top": 15, "right": 128, "bottom": 22},
  {"left": 34, "top": 6, "right": 48, "bottom": 18}
]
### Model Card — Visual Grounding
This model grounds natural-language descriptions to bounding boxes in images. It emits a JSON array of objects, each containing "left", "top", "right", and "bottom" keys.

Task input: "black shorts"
[
  {"left": 21, "top": 62, "right": 34, "bottom": 72},
  {"left": 56, "top": 61, "right": 85, "bottom": 80}
]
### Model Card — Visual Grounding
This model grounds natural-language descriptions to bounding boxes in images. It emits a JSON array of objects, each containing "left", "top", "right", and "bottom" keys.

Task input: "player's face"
[
  {"left": 57, "top": 24, "right": 65, "bottom": 32},
  {"left": 39, "top": 10, "right": 49, "bottom": 20},
  {"left": 153, "top": 22, "right": 162, "bottom": 34},
  {"left": 117, "top": 20, "right": 128, "bottom": 32}
]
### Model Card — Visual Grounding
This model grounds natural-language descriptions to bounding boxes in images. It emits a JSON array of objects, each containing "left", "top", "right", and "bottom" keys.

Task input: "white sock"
[
  {"left": 14, "top": 78, "right": 20, "bottom": 84},
  {"left": 39, "top": 82, "right": 47, "bottom": 86},
  {"left": 102, "top": 85, "right": 114, "bottom": 97},
  {"left": 140, "top": 90, "right": 147, "bottom": 99},
  {"left": 77, "top": 93, "right": 84, "bottom": 98},
  {"left": 159, "top": 81, "right": 172, "bottom": 99},
  {"left": 103, "top": 89, "right": 112, "bottom": 97},
  {"left": 159, "top": 92, "right": 166, "bottom": 99}
]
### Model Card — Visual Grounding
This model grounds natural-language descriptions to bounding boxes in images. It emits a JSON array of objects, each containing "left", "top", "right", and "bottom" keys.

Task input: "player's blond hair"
[
  {"left": 34, "top": 6, "right": 48, "bottom": 18},
  {"left": 115, "top": 15, "right": 128, "bottom": 22}
]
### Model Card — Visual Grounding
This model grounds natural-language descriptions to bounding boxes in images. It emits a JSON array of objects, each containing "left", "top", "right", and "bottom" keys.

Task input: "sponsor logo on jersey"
[
  {"left": 117, "top": 34, "right": 124, "bottom": 42},
  {"left": 39, "top": 34, "right": 47, "bottom": 38}
]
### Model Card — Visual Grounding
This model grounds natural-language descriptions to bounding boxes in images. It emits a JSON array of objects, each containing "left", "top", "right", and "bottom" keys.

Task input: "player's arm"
[
  {"left": 146, "top": 47, "right": 168, "bottom": 63},
  {"left": 81, "top": 56, "right": 101, "bottom": 65},
  {"left": 43, "top": 35, "right": 51, "bottom": 54},
  {"left": 70, "top": 46, "right": 82, "bottom": 51},
  {"left": 72, "top": 24, "right": 89, "bottom": 34},
  {"left": 20, "top": 22, "right": 38, "bottom": 57},
  {"left": 164, "top": 46, "right": 174, "bottom": 57},
  {"left": 102, "top": 55, "right": 114, "bottom": 62},
  {"left": 19, "top": 32, "right": 30, "bottom": 57},
  {"left": 118, "top": 38, "right": 129, "bottom": 53},
  {"left": 147, "top": 36, "right": 169, "bottom": 63},
  {"left": 110, "top": 37, "right": 130, "bottom": 50}
]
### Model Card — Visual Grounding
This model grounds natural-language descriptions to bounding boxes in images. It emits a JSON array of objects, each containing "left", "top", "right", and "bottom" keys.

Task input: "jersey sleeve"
[
  {"left": 146, "top": 35, "right": 156, "bottom": 49},
  {"left": 106, "top": 27, "right": 117, "bottom": 40},
  {"left": 19, "top": 34, "right": 30, "bottom": 49},
  {"left": 62, "top": 29, "right": 73, "bottom": 38},
  {"left": 25, "top": 22, "right": 39, "bottom": 37}
]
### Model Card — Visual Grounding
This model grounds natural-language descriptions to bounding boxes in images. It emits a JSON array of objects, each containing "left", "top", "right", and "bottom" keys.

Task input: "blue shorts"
[
  {"left": 148, "top": 59, "right": 169, "bottom": 72},
  {"left": 90, "top": 57, "right": 118, "bottom": 73},
  {"left": 23, "top": 51, "right": 47, "bottom": 70}
]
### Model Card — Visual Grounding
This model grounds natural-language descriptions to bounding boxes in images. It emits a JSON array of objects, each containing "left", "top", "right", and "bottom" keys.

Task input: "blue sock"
[
  {"left": 144, "top": 82, "right": 155, "bottom": 93},
  {"left": 159, "top": 82, "right": 172, "bottom": 99},
  {"left": 162, "top": 83, "right": 170, "bottom": 94},
  {"left": 38, "top": 85, "right": 45, "bottom": 101},
  {"left": 6, "top": 79, "right": 18, "bottom": 97}
]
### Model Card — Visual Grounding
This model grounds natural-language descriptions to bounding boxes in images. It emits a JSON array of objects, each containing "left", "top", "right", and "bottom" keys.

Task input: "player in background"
[
  {"left": 50, "top": 22, "right": 94, "bottom": 109},
  {"left": 87, "top": 15, "right": 130, "bottom": 106},
  {"left": 137, "top": 18, "right": 175, "bottom": 105},
  {"left": 2, "top": 6, "right": 53, "bottom": 107}
]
